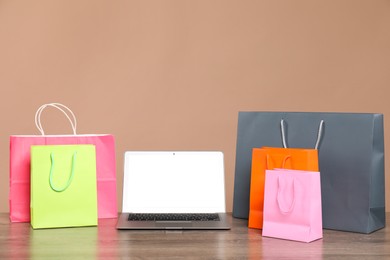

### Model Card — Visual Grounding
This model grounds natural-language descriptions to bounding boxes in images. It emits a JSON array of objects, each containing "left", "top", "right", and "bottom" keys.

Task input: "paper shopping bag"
[
  {"left": 248, "top": 119, "right": 321, "bottom": 229},
  {"left": 262, "top": 169, "right": 322, "bottom": 243},
  {"left": 248, "top": 146, "right": 319, "bottom": 229},
  {"left": 30, "top": 145, "right": 97, "bottom": 229},
  {"left": 10, "top": 103, "right": 117, "bottom": 222},
  {"left": 233, "top": 112, "right": 385, "bottom": 233}
]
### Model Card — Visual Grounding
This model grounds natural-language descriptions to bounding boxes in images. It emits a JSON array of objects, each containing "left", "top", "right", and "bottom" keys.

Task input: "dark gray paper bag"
[{"left": 232, "top": 112, "right": 385, "bottom": 233}]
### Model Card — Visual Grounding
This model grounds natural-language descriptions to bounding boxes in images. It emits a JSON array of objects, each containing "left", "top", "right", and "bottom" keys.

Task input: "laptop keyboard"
[{"left": 127, "top": 213, "right": 220, "bottom": 221}]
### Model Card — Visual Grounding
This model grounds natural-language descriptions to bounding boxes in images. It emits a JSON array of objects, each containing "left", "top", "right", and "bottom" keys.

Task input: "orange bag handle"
[
  {"left": 266, "top": 154, "right": 291, "bottom": 169},
  {"left": 280, "top": 119, "right": 324, "bottom": 149}
]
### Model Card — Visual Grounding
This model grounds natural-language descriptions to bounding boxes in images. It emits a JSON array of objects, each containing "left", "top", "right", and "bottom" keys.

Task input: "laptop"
[{"left": 116, "top": 151, "right": 230, "bottom": 230}]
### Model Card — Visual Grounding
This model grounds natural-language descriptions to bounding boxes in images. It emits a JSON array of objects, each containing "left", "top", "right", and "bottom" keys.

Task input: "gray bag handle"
[{"left": 280, "top": 119, "right": 324, "bottom": 150}]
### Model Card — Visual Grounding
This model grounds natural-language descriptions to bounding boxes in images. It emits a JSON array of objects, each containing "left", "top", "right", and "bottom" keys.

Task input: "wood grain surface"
[{"left": 0, "top": 213, "right": 389, "bottom": 259}]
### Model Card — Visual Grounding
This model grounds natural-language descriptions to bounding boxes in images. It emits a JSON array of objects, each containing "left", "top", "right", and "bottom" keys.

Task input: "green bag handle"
[{"left": 49, "top": 152, "right": 77, "bottom": 192}]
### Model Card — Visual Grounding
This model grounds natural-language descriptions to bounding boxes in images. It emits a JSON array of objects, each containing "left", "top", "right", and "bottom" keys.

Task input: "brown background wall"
[{"left": 1, "top": 1, "right": 389, "bottom": 213}]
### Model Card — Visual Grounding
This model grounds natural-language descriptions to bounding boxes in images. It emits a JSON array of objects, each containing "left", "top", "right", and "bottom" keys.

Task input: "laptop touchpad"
[{"left": 155, "top": 222, "right": 193, "bottom": 228}]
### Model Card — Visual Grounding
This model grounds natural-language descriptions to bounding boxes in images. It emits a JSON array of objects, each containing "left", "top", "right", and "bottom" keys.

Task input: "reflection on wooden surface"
[{"left": 0, "top": 213, "right": 389, "bottom": 259}]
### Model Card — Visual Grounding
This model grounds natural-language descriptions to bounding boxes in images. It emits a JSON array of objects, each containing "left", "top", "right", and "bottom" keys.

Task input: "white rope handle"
[
  {"left": 34, "top": 103, "right": 77, "bottom": 135},
  {"left": 280, "top": 119, "right": 288, "bottom": 149},
  {"left": 280, "top": 119, "right": 324, "bottom": 150},
  {"left": 314, "top": 120, "right": 324, "bottom": 150}
]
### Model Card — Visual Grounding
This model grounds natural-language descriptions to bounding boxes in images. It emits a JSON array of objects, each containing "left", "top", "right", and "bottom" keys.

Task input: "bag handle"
[
  {"left": 35, "top": 103, "right": 77, "bottom": 135},
  {"left": 280, "top": 119, "right": 324, "bottom": 149},
  {"left": 49, "top": 152, "right": 77, "bottom": 192},
  {"left": 266, "top": 154, "right": 291, "bottom": 169},
  {"left": 276, "top": 176, "right": 297, "bottom": 214}
]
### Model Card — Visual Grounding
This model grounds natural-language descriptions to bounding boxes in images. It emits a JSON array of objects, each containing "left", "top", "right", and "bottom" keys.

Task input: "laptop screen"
[{"left": 122, "top": 151, "right": 226, "bottom": 213}]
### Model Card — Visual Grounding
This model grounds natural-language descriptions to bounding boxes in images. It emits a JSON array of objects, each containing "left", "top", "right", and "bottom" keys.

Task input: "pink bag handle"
[
  {"left": 277, "top": 176, "right": 297, "bottom": 214},
  {"left": 35, "top": 103, "right": 77, "bottom": 135}
]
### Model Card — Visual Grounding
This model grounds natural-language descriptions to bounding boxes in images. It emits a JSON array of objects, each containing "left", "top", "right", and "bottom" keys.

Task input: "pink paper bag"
[
  {"left": 9, "top": 103, "right": 117, "bottom": 222},
  {"left": 262, "top": 169, "right": 322, "bottom": 243}
]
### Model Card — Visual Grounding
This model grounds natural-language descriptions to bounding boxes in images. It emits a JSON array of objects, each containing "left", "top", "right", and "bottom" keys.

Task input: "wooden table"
[{"left": 1, "top": 213, "right": 389, "bottom": 259}]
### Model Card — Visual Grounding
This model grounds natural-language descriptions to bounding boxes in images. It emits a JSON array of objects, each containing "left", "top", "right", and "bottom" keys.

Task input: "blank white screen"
[{"left": 122, "top": 151, "right": 226, "bottom": 213}]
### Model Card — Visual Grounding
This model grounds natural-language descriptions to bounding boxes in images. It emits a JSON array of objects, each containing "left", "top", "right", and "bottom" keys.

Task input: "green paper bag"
[{"left": 30, "top": 145, "right": 98, "bottom": 229}]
